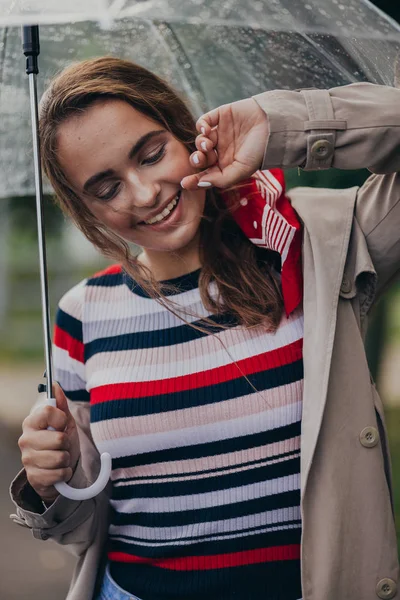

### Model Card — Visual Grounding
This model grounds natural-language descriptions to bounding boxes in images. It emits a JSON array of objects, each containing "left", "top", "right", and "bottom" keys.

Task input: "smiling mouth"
[{"left": 139, "top": 190, "right": 181, "bottom": 226}]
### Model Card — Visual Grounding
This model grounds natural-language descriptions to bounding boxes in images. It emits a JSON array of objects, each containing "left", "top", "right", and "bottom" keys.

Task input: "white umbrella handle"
[
  {"left": 23, "top": 26, "right": 112, "bottom": 501},
  {"left": 47, "top": 396, "right": 112, "bottom": 501}
]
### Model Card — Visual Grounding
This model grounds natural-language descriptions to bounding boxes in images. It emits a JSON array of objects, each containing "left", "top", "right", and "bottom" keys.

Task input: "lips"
[{"left": 138, "top": 190, "right": 181, "bottom": 225}]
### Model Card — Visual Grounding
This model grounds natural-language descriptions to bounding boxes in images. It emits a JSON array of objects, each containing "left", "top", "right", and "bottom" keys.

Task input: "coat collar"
[{"left": 288, "top": 185, "right": 360, "bottom": 496}]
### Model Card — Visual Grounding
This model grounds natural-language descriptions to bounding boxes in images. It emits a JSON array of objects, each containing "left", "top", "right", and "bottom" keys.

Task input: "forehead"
[
  {"left": 56, "top": 99, "right": 160, "bottom": 186},
  {"left": 58, "top": 99, "right": 158, "bottom": 150}
]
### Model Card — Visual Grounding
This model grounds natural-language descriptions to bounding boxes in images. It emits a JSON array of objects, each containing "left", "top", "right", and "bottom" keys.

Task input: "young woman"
[{"left": 10, "top": 57, "right": 400, "bottom": 600}]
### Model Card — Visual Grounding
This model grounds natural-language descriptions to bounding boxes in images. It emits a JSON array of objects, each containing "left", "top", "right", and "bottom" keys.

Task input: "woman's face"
[{"left": 57, "top": 99, "right": 206, "bottom": 255}]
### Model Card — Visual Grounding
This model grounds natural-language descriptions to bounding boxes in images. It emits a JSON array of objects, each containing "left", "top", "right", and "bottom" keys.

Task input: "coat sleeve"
[
  {"left": 9, "top": 399, "right": 110, "bottom": 557},
  {"left": 9, "top": 280, "right": 110, "bottom": 557},
  {"left": 253, "top": 82, "right": 400, "bottom": 295}
]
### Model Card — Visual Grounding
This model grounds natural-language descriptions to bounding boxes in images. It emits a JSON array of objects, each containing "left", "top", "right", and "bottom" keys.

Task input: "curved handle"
[
  {"left": 54, "top": 452, "right": 112, "bottom": 501},
  {"left": 47, "top": 397, "right": 112, "bottom": 500}
]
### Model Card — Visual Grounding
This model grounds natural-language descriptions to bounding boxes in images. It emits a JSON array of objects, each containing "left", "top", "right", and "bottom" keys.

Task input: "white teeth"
[{"left": 144, "top": 194, "right": 179, "bottom": 225}]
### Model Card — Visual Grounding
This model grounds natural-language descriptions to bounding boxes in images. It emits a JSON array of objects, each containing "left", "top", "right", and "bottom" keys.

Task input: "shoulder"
[{"left": 57, "top": 263, "right": 123, "bottom": 323}]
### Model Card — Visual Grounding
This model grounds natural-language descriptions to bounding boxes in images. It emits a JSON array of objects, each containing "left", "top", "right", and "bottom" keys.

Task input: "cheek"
[{"left": 87, "top": 202, "right": 130, "bottom": 232}]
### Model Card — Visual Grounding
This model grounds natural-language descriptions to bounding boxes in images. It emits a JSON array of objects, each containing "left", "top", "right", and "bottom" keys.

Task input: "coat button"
[
  {"left": 310, "top": 139, "right": 334, "bottom": 159},
  {"left": 376, "top": 578, "right": 397, "bottom": 599},
  {"left": 360, "top": 426, "right": 379, "bottom": 448},
  {"left": 340, "top": 275, "right": 352, "bottom": 294}
]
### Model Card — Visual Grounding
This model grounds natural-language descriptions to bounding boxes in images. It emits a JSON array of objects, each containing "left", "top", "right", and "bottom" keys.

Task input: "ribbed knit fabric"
[{"left": 54, "top": 265, "right": 304, "bottom": 600}]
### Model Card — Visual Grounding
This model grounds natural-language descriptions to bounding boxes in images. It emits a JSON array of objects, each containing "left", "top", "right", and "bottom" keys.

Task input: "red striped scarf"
[{"left": 221, "top": 169, "right": 303, "bottom": 316}]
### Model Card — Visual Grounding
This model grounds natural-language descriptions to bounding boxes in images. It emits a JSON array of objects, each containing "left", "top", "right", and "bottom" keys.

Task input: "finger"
[
  {"left": 196, "top": 107, "right": 221, "bottom": 134},
  {"left": 183, "top": 162, "right": 248, "bottom": 191},
  {"left": 19, "top": 428, "right": 70, "bottom": 452},
  {"left": 53, "top": 382, "right": 77, "bottom": 435},
  {"left": 195, "top": 131, "right": 218, "bottom": 153},
  {"left": 53, "top": 382, "right": 72, "bottom": 417},
  {"left": 190, "top": 150, "right": 209, "bottom": 170},
  {"left": 23, "top": 449, "right": 71, "bottom": 470},
  {"left": 23, "top": 403, "right": 68, "bottom": 433},
  {"left": 27, "top": 466, "right": 73, "bottom": 491},
  {"left": 181, "top": 167, "right": 217, "bottom": 191}
]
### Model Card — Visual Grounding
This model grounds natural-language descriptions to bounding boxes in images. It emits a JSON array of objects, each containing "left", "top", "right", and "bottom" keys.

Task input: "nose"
[{"left": 126, "top": 171, "right": 161, "bottom": 211}]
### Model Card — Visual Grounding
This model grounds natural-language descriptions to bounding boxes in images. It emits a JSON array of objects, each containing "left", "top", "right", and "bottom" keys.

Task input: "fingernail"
[
  {"left": 180, "top": 180, "right": 186, "bottom": 189},
  {"left": 198, "top": 181, "right": 212, "bottom": 188},
  {"left": 201, "top": 127, "right": 206, "bottom": 135},
  {"left": 193, "top": 154, "right": 200, "bottom": 165},
  {"left": 201, "top": 141, "right": 207, "bottom": 152}
]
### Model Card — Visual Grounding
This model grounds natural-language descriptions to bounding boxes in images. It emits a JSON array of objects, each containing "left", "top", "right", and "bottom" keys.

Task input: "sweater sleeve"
[
  {"left": 53, "top": 279, "right": 90, "bottom": 402},
  {"left": 9, "top": 279, "right": 110, "bottom": 557}
]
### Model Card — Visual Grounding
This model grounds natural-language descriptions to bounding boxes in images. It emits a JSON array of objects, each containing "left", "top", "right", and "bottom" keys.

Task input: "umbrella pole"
[
  {"left": 22, "top": 26, "right": 112, "bottom": 500},
  {"left": 22, "top": 26, "right": 54, "bottom": 404}
]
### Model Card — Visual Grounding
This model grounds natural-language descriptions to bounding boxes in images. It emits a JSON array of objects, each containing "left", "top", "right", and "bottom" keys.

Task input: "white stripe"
[
  {"left": 58, "top": 279, "right": 86, "bottom": 321},
  {"left": 55, "top": 368, "right": 86, "bottom": 392},
  {"left": 85, "top": 285, "right": 208, "bottom": 322},
  {"left": 53, "top": 345, "right": 85, "bottom": 380},
  {"left": 111, "top": 472, "right": 300, "bottom": 514},
  {"left": 109, "top": 505, "right": 301, "bottom": 543},
  {"left": 110, "top": 522, "right": 301, "bottom": 548},
  {"left": 86, "top": 311, "right": 304, "bottom": 386},
  {"left": 94, "top": 400, "right": 302, "bottom": 458},
  {"left": 261, "top": 170, "right": 283, "bottom": 196},
  {"left": 84, "top": 299, "right": 213, "bottom": 343},
  {"left": 113, "top": 449, "right": 301, "bottom": 486},
  {"left": 280, "top": 226, "right": 296, "bottom": 266}
]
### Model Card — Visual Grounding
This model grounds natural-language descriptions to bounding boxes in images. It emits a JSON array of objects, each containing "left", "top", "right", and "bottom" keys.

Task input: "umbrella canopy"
[{"left": 0, "top": 0, "right": 399, "bottom": 198}]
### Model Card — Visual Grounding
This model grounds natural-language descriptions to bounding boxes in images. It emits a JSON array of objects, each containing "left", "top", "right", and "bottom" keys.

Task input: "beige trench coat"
[{"left": 10, "top": 82, "right": 400, "bottom": 600}]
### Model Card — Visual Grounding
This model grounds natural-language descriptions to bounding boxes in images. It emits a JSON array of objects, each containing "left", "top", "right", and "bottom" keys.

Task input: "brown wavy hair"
[{"left": 39, "top": 57, "right": 283, "bottom": 331}]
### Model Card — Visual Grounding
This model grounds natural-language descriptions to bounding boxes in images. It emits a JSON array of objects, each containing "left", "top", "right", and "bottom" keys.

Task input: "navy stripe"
[
  {"left": 87, "top": 272, "right": 125, "bottom": 287},
  {"left": 112, "top": 456, "right": 300, "bottom": 500},
  {"left": 110, "top": 522, "right": 302, "bottom": 557},
  {"left": 110, "top": 556, "right": 302, "bottom": 600},
  {"left": 55, "top": 307, "right": 82, "bottom": 342},
  {"left": 111, "top": 490, "right": 301, "bottom": 528},
  {"left": 65, "top": 389, "right": 90, "bottom": 402},
  {"left": 91, "top": 360, "right": 303, "bottom": 422},
  {"left": 112, "top": 448, "right": 300, "bottom": 484},
  {"left": 85, "top": 313, "right": 239, "bottom": 360},
  {"left": 124, "top": 269, "right": 202, "bottom": 298},
  {"left": 112, "top": 422, "right": 301, "bottom": 469}
]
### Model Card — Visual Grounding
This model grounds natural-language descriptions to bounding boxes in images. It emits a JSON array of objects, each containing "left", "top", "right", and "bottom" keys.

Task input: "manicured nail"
[
  {"left": 201, "top": 141, "right": 207, "bottom": 152},
  {"left": 198, "top": 181, "right": 212, "bottom": 187},
  {"left": 193, "top": 153, "right": 200, "bottom": 164},
  {"left": 180, "top": 180, "right": 186, "bottom": 189},
  {"left": 201, "top": 127, "right": 206, "bottom": 135}
]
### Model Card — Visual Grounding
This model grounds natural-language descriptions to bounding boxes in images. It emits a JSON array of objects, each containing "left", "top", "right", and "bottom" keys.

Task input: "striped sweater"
[{"left": 54, "top": 265, "right": 304, "bottom": 600}]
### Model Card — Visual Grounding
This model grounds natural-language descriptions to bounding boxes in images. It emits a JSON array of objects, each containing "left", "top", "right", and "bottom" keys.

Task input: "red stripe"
[
  {"left": 108, "top": 544, "right": 300, "bottom": 570},
  {"left": 54, "top": 325, "right": 84, "bottom": 363},
  {"left": 92, "top": 264, "right": 122, "bottom": 278},
  {"left": 91, "top": 338, "right": 303, "bottom": 404}
]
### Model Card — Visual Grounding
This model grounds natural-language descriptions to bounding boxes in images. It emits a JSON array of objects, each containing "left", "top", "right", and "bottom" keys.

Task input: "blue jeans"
[{"left": 96, "top": 565, "right": 142, "bottom": 600}]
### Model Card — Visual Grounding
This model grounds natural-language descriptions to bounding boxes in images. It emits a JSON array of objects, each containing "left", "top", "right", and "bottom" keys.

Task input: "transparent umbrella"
[
  {"left": 0, "top": 0, "right": 399, "bottom": 499},
  {"left": 1, "top": 0, "right": 400, "bottom": 197}
]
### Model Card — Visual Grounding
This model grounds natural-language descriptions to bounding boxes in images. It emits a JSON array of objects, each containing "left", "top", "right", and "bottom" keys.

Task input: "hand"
[
  {"left": 181, "top": 97, "right": 269, "bottom": 190},
  {"left": 18, "top": 383, "right": 81, "bottom": 504}
]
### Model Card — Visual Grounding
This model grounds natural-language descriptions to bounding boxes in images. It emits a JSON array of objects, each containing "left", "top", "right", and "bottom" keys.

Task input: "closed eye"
[
  {"left": 96, "top": 182, "right": 121, "bottom": 202},
  {"left": 142, "top": 143, "right": 166, "bottom": 165}
]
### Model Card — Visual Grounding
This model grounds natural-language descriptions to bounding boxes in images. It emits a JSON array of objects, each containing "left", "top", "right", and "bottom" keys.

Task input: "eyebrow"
[{"left": 82, "top": 129, "right": 166, "bottom": 193}]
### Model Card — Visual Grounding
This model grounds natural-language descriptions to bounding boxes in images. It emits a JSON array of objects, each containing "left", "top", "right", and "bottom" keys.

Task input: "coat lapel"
[{"left": 288, "top": 185, "right": 358, "bottom": 497}]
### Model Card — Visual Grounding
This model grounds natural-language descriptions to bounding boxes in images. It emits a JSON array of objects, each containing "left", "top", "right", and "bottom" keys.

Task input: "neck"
[{"left": 138, "top": 235, "right": 201, "bottom": 281}]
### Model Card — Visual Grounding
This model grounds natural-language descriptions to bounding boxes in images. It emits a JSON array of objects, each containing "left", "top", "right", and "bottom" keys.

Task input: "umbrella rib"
[
  {"left": 0, "top": 26, "right": 8, "bottom": 100},
  {"left": 157, "top": 22, "right": 210, "bottom": 115}
]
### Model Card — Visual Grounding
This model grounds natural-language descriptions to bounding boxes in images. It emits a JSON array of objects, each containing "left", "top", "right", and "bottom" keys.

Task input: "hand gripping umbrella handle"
[
  {"left": 47, "top": 396, "right": 112, "bottom": 501},
  {"left": 23, "top": 26, "right": 112, "bottom": 502}
]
